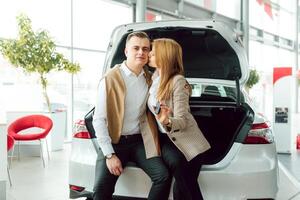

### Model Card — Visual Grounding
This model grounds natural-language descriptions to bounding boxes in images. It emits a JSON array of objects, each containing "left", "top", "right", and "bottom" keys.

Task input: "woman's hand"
[{"left": 156, "top": 103, "right": 172, "bottom": 125}]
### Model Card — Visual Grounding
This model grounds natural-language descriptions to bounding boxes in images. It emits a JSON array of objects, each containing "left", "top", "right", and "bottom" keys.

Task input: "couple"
[{"left": 92, "top": 31, "right": 211, "bottom": 200}]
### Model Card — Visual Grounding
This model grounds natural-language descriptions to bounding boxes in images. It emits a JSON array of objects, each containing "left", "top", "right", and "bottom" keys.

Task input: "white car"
[{"left": 69, "top": 20, "right": 278, "bottom": 200}]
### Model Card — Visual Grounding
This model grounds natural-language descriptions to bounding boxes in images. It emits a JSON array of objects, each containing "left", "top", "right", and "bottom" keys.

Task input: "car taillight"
[
  {"left": 70, "top": 184, "right": 85, "bottom": 192},
  {"left": 73, "top": 119, "right": 91, "bottom": 139},
  {"left": 73, "top": 131, "right": 91, "bottom": 139},
  {"left": 243, "top": 122, "right": 274, "bottom": 144}
]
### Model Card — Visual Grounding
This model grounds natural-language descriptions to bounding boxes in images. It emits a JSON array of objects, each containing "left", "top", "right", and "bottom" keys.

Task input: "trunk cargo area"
[{"left": 190, "top": 99, "right": 254, "bottom": 165}]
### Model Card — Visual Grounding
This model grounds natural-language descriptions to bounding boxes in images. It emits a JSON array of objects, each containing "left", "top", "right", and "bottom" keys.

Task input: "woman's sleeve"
[{"left": 167, "top": 76, "right": 191, "bottom": 133}]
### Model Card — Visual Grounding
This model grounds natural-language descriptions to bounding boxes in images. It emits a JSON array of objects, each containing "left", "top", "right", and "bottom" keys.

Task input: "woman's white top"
[{"left": 147, "top": 75, "right": 168, "bottom": 134}]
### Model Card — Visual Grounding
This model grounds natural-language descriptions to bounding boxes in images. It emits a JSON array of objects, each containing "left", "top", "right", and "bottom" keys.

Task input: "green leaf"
[{"left": 246, "top": 69, "right": 260, "bottom": 89}]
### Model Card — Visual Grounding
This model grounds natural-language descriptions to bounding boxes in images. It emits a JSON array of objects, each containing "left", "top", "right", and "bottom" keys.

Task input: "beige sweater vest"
[{"left": 104, "top": 64, "right": 152, "bottom": 144}]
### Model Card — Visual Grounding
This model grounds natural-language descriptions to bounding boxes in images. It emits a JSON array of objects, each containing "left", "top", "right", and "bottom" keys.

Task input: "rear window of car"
[{"left": 190, "top": 83, "right": 243, "bottom": 102}]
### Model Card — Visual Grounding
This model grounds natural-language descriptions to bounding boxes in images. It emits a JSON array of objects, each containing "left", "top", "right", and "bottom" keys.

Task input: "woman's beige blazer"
[{"left": 163, "top": 74, "right": 211, "bottom": 161}]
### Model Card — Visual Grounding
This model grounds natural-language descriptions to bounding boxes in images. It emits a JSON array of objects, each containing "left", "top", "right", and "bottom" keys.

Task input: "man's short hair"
[{"left": 126, "top": 31, "right": 150, "bottom": 44}]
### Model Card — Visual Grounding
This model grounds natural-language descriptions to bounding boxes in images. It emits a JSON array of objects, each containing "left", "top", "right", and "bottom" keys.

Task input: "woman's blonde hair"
[{"left": 153, "top": 38, "right": 184, "bottom": 101}]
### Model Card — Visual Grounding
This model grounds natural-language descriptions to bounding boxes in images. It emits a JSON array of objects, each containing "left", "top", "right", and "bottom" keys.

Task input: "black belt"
[
  {"left": 117, "top": 134, "right": 142, "bottom": 144},
  {"left": 120, "top": 134, "right": 141, "bottom": 140}
]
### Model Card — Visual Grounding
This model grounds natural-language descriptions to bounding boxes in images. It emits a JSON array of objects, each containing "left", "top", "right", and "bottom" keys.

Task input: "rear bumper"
[
  {"left": 200, "top": 143, "right": 278, "bottom": 199},
  {"left": 69, "top": 140, "right": 278, "bottom": 200}
]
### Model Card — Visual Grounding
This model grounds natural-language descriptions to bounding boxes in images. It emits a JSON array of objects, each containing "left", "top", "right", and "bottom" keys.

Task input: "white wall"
[{"left": 0, "top": 121, "right": 7, "bottom": 200}]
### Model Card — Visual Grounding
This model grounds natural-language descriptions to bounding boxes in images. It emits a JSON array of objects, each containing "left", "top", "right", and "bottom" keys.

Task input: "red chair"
[
  {"left": 8, "top": 114, "right": 53, "bottom": 167},
  {"left": 7, "top": 135, "right": 14, "bottom": 186}
]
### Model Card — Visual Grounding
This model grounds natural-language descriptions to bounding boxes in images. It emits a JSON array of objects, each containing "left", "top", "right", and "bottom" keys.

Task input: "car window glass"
[
  {"left": 191, "top": 83, "right": 225, "bottom": 97},
  {"left": 190, "top": 83, "right": 243, "bottom": 102}
]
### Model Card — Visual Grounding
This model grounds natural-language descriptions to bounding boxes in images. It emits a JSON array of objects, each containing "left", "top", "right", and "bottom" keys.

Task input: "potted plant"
[
  {"left": 245, "top": 69, "right": 260, "bottom": 92},
  {"left": 0, "top": 14, "right": 80, "bottom": 112}
]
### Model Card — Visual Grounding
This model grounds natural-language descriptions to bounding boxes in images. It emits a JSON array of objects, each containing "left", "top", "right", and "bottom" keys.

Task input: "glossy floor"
[{"left": 6, "top": 143, "right": 300, "bottom": 200}]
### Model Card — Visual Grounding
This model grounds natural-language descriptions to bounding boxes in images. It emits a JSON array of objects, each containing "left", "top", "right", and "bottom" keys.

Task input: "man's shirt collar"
[{"left": 121, "top": 61, "right": 145, "bottom": 78}]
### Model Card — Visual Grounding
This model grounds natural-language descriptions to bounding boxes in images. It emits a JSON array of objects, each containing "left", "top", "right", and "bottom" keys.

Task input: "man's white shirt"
[{"left": 92, "top": 62, "right": 148, "bottom": 156}]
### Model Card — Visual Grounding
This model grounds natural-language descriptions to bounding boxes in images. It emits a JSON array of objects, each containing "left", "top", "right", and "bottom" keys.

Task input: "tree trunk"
[{"left": 40, "top": 74, "right": 51, "bottom": 112}]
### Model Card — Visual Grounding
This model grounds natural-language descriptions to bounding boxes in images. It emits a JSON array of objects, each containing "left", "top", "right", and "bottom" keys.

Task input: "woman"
[{"left": 148, "top": 38, "right": 211, "bottom": 200}]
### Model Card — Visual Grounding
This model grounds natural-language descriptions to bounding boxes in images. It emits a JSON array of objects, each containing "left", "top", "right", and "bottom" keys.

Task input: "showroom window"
[
  {"left": 0, "top": 0, "right": 133, "bottom": 139},
  {"left": 185, "top": 0, "right": 241, "bottom": 20},
  {"left": 248, "top": 0, "right": 297, "bottom": 121}
]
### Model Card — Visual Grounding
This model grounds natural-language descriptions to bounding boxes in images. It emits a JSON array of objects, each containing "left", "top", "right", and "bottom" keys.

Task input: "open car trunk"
[
  {"left": 190, "top": 99, "right": 254, "bottom": 165},
  {"left": 110, "top": 25, "right": 246, "bottom": 82}
]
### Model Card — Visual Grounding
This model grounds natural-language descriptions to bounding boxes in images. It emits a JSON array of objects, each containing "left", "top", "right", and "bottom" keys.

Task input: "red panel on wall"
[
  {"left": 264, "top": 2, "right": 273, "bottom": 19},
  {"left": 256, "top": 0, "right": 263, "bottom": 5},
  {"left": 146, "top": 12, "right": 156, "bottom": 22},
  {"left": 256, "top": 0, "right": 273, "bottom": 19},
  {"left": 273, "top": 67, "right": 292, "bottom": 85}
]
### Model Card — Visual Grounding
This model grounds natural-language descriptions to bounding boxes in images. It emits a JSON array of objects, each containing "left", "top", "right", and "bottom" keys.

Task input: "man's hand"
[{"left": 106, "top": 155, "right": 123, "bottom": 176}]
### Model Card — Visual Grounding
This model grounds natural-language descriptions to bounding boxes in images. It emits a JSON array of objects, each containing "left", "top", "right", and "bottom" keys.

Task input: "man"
[{"left": 92, "top": 32, "right": 171, "bottom": 200}]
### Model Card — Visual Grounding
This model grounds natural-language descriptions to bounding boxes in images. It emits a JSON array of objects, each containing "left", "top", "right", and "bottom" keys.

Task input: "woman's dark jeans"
[{"left": 160, "top": 133, "right": 204, "bottom": 200}]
